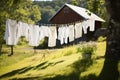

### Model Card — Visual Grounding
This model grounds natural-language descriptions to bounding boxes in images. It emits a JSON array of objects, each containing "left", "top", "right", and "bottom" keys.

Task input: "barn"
[{"left": 49, "top": 3, "right": 105, "bottom": 41}]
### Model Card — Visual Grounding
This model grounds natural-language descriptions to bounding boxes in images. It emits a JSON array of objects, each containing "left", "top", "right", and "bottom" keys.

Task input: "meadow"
[{"left": 0, "top": 41, "right": 120, "bottom": 80}]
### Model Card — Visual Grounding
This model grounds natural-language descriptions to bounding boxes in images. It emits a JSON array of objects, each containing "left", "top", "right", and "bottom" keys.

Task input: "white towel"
[
  {"left": 29, "top": 25, "right": 40, "bottom": 46},
  {"left": 17, "top": 22, "right": 29, "bottom": 41},
  {"left": 68, "top": 24, "right": 75, "bottom": 42},
  {"left": 48, "top": 26, "right": 57, "bottom": 47},
  {"left": 75, "top": 22, "right": 82, "bottom": 39},
  {"left": 64, "top": 26, "right": 69, "bottom": 44},
  {"left": 4, "top": 19, "right": 18, "bottom": 45},
  {"left": 89, "top": 19, "right": 95, "bottom": 31},
  {"left": 58, "top": 26, "right": 64, "bottom": 44},
  {"left": 38, "top": 26, "right": 49, "bottom": 42}
]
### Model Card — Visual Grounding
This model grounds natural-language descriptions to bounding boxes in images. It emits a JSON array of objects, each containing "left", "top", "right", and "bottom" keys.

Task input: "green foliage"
[
  {"left": 77, "top": 42, "right": 97, "bottom": 59},
  {"left": 39, "top": 6, "right": 55, "bottom": 23},
  {"left": 72, "top": 0, "right": 78, "bottom": 6},
  {"left": 97, "top": 36, "right": 106, "bottom": 42},
  {"left": 85, "top": 0, "right": 107, "bottom": 27},
  {"left": 17, "top": 37, "right": 29, "bottom": 45},
  {"left": 0, "top": 0, "right": 41, "bottom": 53}
]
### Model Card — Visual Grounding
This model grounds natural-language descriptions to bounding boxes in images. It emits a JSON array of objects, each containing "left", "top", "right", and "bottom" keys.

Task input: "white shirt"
[{"left": 4, "top": 19, "right": 18, "bottom": 45}]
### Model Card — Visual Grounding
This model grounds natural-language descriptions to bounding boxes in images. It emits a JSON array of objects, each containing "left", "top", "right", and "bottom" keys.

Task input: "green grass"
[{"left": 0, "top": 42, "right": 120, "bottom": 80}]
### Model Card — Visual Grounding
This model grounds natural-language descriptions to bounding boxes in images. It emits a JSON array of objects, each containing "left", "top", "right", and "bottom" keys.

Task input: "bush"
[
  {"left": 77, "top": 42, "right": 97, "bottom": 59},
  {"left": 97, "top": 36, "right": 106, "bottom": 42},
  {"left": 17, "top": 37, "right": 28, "bottom": 45}
]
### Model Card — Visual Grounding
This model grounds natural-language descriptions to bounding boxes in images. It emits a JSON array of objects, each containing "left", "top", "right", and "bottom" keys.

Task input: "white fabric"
[
  {"left": 4, "top": 19, "right": 18, "bottom": 45},
  {"left": 89, "top": 19, "right": 95, "bottom": 31},
  {"left": 17, "top": 21, "right": 22, "bottom": 39},
  {"left": 17, "top": 22, "right": 29, "bottom": 41},
  {"left": 22, "top": 22, "right": 29, "bottom": 40},
  {"left": 48, "top": 26, "right": 57, "bottom": 47},
  {"left": 64, "top": 26, "right": 69, "bottom": 44},
  {"left": 81, "top": 21, "right": 88, "bottom": 34},
  {"left": 75, "top": 22, "right": 82, "bottom": 39},
  {"left": 58, "top": 25, "right": 69, "bottom": 44},
  {"left": 38, "top": 26, "right": 49, "bottom": 42},
  {"left": 29, "top": 25, "right": 40, "bottom": 46},
  {"left": 58, "top": 26, "right": 64, "bottom": 44},
  {"left": 68, "top": 24, "right": 75, "bottom": 42},
  {"left": 81, "top": 20, "right": 95, "bottom": 34},
  {"left": 41, "top": 26, "right": 49, "bottom": 37}
]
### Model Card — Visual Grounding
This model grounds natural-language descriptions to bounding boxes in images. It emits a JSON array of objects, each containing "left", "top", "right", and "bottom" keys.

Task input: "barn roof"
[{"left": 49, "top": 3, "right": 105, "bottom": 22}]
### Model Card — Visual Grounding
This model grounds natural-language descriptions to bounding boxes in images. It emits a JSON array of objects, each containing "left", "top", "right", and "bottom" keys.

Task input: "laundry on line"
[{"left": 4, "top": 19, "right": 95, "bottom": 47}]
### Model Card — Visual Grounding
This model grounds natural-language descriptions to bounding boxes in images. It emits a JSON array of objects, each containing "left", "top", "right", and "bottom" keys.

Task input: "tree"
[
  {"left": 0, "top": 0, "right": 41, "bottom": 54},
  {"left": 105, "top": 0, "right": 120, "bottom": 59},
  {"left": 39, "top": 6, "right": 55, "bottom": 24},
  {"left": 98, "top": 0, "right": 120, "bottom": 80},
  {"left": 72, "top": 0, "right": 78, "bottom": 5}
]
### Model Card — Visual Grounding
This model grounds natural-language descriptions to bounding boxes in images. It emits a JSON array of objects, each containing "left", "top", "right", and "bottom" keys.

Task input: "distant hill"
[{"left": 33, "top": 0, "right": 87, "bottom": 24}]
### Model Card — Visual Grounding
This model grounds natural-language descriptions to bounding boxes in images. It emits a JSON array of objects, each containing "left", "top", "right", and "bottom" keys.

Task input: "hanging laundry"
[
  {"left": 17, "top": 21, "right": 29, "bottom": 41},
  {"left": 38, "top": 26, "right": 49, "bottom": 41},
  {"left": 64, "top": 26, "right": 69, "bottom": 44},
  {"left": 48, "top": 26, "right": 57, "bottom": 47},
  {"left": 75, "top": 22, "right": 82, "bottom": 39},
  {"left": 68, "top": 24, "right": 75, "bottom": 42},
  {"left": 81, "top": 20, "right": 89, "bottom": 34},
  {"left": 29, "top": 25, "right": 40, "bottom": 46},
  {"left": 4, "top": 19, "right": 18, "bottom": 45},
  {"left": 58, "top": 25, "right": 69, "bottom": 44},
  {"left": 58, "top": 26, "right": 64, "bottom": 45},
  {"left": 17, "top": 21, "right": 22, "bottom": 40},
  {"left": 89, "top": 19, "right": 95, "bottom": 31}
]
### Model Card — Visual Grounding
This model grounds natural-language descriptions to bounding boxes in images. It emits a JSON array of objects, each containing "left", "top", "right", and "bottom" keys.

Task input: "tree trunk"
[{"left": 105, "top": 0, "right": 120, "bottom": 60}]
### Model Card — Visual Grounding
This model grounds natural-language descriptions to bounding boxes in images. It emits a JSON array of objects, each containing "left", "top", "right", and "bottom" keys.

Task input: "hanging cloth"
[
  {"left": 89, "top": 19, "right": 95, "bottom": 31},
  {"left": 68, "top": 24, "right": 75, "bottom": 42},
  {"left": 17, "top": 21, "right": 29, "bottom": 41},
  {"left": 4, "top": 19, "right": 18, "bottom": 45},
  {"left": 48, "top": 26, "right": 57, "bottom": 47},
  {"left": 74, "top": 22, "right": 82, "bottom": 39},
  {"left": 29, "top": 25, "right": 40, "bottom": 46},
  {"left": 58, "top": 26, "right": 64, "bottom": 45}
]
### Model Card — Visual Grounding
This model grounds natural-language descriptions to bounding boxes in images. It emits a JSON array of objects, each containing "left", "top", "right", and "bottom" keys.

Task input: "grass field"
[{"left": 0, "top": 41, "right": 120, "bottom": 80}]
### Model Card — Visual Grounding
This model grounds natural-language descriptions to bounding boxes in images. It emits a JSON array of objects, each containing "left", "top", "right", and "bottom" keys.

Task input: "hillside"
[{"left": 0, "top": 42, "right": 120, "bottom": 80}]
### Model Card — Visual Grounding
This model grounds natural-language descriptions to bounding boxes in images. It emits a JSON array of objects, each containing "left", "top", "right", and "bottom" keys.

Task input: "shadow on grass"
[
  {"left": 34, "top": 61, "right": 48, "bottom": 70},
  {"left": 79, "top": 58, "right": 120, "bottom": 80},
  {"left": 34, "top": 60, "right": 64, "bottom": 70},
  {"left": 43, "top": 58, "right": 93, "bottom": 80},
  {"left": 72, "top": 58, "right": 93, "bottom": 73},
  {"left": 98, "top": 59, "right": 119, "bottom": 80},
  {"left": 10, "top": 76, "right": 40, "bottom": 80},
  {"left": 0, "top": 59, "right": 65, "bottom": 79},
  {"left": 0, "top": 67, "right": 33, "bottom": 78}
]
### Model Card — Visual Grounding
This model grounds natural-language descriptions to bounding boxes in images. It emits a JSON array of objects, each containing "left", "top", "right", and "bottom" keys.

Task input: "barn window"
[{"left": 64, "top": 7, "right": 69, "bottom": 13}]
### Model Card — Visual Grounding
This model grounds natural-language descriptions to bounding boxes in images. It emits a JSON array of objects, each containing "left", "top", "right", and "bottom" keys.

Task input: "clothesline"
[
  {"left": 4, "top": 18, "right": 95, "bottom": 55},
  {"left": 4, "top": 19, "right": 95, "bottom": 47},
  {"left": 37, "top": 20, "right": 85, "bottom": 27}
]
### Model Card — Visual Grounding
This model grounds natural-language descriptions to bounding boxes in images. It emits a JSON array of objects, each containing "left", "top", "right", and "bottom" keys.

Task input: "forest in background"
[{"left": 34, "top": 0, "right": 107, "bottom": 24}]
